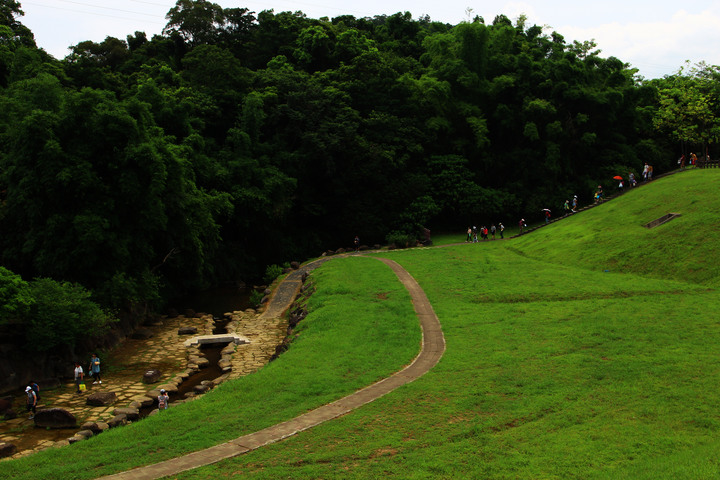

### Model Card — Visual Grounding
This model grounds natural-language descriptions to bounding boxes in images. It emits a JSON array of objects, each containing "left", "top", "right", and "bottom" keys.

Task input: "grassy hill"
[{"left": 6, "top": 169, "right": 720, "bottom": 479}]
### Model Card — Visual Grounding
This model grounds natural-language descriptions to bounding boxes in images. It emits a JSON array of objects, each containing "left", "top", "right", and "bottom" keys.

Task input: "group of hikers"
[
  {"left": 24, "top": 352, "right": 169, "bottom": 420},
  {"left": 466, "top": 223, "right": 504, "bottom": 242}
]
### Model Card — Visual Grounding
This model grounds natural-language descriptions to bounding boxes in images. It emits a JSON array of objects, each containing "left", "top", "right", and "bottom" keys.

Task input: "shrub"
[
  {"left": 263, "top": 264, "right": 284, "bottom": 284},
  {"left": 21, "top": 278, "right": 117, "bottom": 352},
  {"left": 386, "top": 230, "right": 417, "bottom": 249}
]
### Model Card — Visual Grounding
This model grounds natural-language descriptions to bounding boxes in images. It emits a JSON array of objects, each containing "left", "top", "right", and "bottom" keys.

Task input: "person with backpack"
[
  {"left": 25, "top": 386, "right": 37, "bottom": 419},
  {"left": 28, "top": 380, "right": 40, "bottom": 402},
  {"left": 158, "top": 389, "right": 170, "bottom": 410}
]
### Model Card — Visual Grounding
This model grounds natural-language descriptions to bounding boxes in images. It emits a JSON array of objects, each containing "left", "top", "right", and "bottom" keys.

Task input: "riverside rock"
[
  {"left": 34, "top": 408, "right": 77, "bottom": 428},
  {"left": 142, "top": 369, "right": 162, "bottom": 384},
  {"left": 86, "top": 391, "right": 117, "bottom": 406},
  {"left": 0, "top": 442, "right": 17, "bottom": 458},
  {"left": 113, "top": 407, "right": 140, "bottom": 421}
]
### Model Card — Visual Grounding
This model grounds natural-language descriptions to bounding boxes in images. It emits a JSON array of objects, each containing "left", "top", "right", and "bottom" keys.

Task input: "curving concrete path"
[{"left": 98, "top": 256, "right": 445, "bottom": 480}]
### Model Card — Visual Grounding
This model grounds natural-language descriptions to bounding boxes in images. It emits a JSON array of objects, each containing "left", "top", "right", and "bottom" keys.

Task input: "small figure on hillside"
[
  {"left": 89, "top": 353, "right": 102, "bottom": 384},
  {"left": 618, "top": 179, "right": 624, "bottom": 192},
  {"left": 690, "top": 152, "right": 697, "bottom": 166},
  {"left": 647, "top": 164, "right": 653, "bottom": 180},
  {"left": 473, "top": 225, "right": 478, "bottom": 243},
  {"left": 563, "top": 200, "right": 570, "bottom": 215},
  {"left": 25, "top": 386, "right": 37, "bottom": 420},
  {"left": 571, "top": 195, "right": 578, "bottom": 213},
  {"left": 518, "top": 219, "right": 526, "bottom": 234},
  {"left": 629, "top": 172, "right": 636, "bottom": 187},
  {"left": 642, "top": 163, "right": 649, "bottom": 181},
  {"left": 594, "top": 186, "right": 604, "bottom": 204},
  {"left": 158, "top": 389, "right": 169, "bottom": 410},
  {"left": 543, "top": 209, "right": 551, "bottom": 224},
  {"left": 679, "top": 154, "right": 686, "bottom": 169},
  {"left": 466, "top": 227, "right": 472, "bottom": 242},
  {"left": 354, "top": 235, "right": 360, "bottom": 252},
  {"left": 482, "top": 226, "right": 489, "bottom": 240},
  {"left": 490, "top": 224, "right": 496, "bottom": 240},
  {"left": 74, "top": 362, "right": 84, "bottom": 394},
  {"left": 499, "top": 223, "right": 505, "bottom": 239}
]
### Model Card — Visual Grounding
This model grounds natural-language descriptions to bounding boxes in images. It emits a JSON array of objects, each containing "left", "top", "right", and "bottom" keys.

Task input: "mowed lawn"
[
  {"left": 174, "top": 170, "right": 720, "bottom": 479},
  {"left": 7, "top": 169, "right": 720, "bottom": 479}
]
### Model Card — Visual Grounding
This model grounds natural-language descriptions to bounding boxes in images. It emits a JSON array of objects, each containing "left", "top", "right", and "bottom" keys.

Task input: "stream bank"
[{"left": 0, "top": 304, "right": 288, "bottom": 460}]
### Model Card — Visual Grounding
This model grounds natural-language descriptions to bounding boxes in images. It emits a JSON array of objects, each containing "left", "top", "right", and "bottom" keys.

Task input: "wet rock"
[
  {"left": 0, "top": 397, "right": 12, "bottom": 415},
  {"left": 86, "top": 391, "right": 117, "bottom": 406},
  {"left": 290, "top": 261, "right": 300, "bottom": 270},
  {"left": 107, "top": 414, "right": 128, "bottom": 428},
  {"left": 177, "top": 326, "right": 197, "bottom": 335},
  {"left": 131, "top": 395, "right": 155, "bottom": 408},
  {"left": 81, "top": 421, "right": 109, "bottom": 434},
  {"left": 142, "top": 369, "right": 162, "bottom": 384},
  {"left": 113, "top": 407, "right": 140, "bottom": 421},
  {"left": 193, "top": 384, "right": 211, "bottom": 394},
  {"left": 76, "top": 429, "right": 94, "bottom": 439},
  {"left": 157, "top": 384, "right": 178, "bottom": 394},
  {"left": 4, "top": 409, "right": 17, "bottom": 420},
  {"left": 34, "top": 408, "right": 77, "bottom": 428},
  {"left": 0, "top": 442, "right": 17, "bottom": 458},
  {"left": 68, "top": 435, "right": 86, "bottom": 444},
  {"left": 131, "top": 328, "right": 154, "bottom": 340}
]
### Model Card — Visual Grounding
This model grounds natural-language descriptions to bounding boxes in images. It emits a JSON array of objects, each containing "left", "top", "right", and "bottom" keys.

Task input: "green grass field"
[{"left": 5, "top": 169, "right": 720, "bottom": 479}]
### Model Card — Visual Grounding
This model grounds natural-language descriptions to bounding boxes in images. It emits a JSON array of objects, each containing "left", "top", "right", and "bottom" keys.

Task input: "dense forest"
[{"left": 0, "top": 0, "right": 718, "bottom": 353}]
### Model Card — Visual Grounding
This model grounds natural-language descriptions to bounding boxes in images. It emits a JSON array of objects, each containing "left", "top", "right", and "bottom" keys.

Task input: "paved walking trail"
[{"left": 99, "top": 256, "right": 445, "bottom": 480}]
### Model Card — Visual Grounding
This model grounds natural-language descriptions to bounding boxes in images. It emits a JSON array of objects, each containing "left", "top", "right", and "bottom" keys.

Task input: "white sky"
[{"left": 17, "top": 0, "right": 720, "bottom": 79}]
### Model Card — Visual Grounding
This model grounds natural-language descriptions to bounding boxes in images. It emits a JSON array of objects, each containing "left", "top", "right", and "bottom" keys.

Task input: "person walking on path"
[
  {"left": 518, "top": 219, "right": 526, "bottom": 234},
  {"left": 647, "top": 164, "right": 653, "bottom": 180},
  {"left": 490, "top": 224, "right": 496, "bottom": 240},
  {"left": 563, "top": 200, "right": 570, "bottom": 215},
  {"left": 25, "top": 386, "right": 37, "bottom": 419},
  {"left": 74, "top": 362, "right": 84, "bottom": 393},
  {"left": 158, "top": 389, "right": 169, "bottom": 410},
  {"left": 466, "top": 227, "right": 472, "bottom": 242},
  {"left": 642, "top": 163, "right": 649, "bottom": 181},
  {"left": 28, "top": 380, "right": 40, "bottom": 402},
  {"left": 571, "top": 195, "right": 578, "bottom": 213},
  {"left": 353, "top": 236, "right": 360, "bottom": 252},
  {"left": 89, "top": 353, "right": 102, "bottom": 384},
  {"left": 629, "top": 172, "right": 636, "bottom": 187},
  {"left": 499, "top": 223, "right": 504, "bottom": 239}
]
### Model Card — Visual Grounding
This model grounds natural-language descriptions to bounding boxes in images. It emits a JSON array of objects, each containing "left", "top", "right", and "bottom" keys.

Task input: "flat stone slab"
[{"left": 183, "top": 334, "right": 250, "bottom": 347}]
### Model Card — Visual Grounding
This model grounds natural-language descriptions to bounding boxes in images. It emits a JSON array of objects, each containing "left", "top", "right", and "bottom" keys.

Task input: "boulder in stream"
[
  {"left": 34, "top": 408, "right": 77, "bottom": 428},
  {"left": 86, "top": 391, "right": 117, "bottom": 406},
  {"left": 142, "top": 369, "right": 162, "bottom": 384},
  {"left": 0, "top": 442, "right": 17, "bottom": 458}
]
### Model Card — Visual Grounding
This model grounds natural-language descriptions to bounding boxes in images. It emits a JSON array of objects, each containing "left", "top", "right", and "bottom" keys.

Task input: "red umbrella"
[{"left": 613, "top": 175, "right": 623, "bottom": 180}]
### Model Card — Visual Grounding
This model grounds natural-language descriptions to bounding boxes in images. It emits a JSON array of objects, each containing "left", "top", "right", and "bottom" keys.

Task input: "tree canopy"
[{"left": 0, "top": 0, "right": 707, "bottom": 319}]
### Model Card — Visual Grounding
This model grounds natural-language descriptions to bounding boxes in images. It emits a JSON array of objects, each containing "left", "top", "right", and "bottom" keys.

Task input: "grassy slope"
[
  {"left": 514, "top": 169, "right": 720, "bottom": 287},
  {"left": 2, "top": 258, "right": 421, "bottom": 480},
  {"left": 174, "top": 169, "right": 720, "bottom": 479},
  {"left": 7, "top": 170, "right": 720, "bottom": 480}
]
